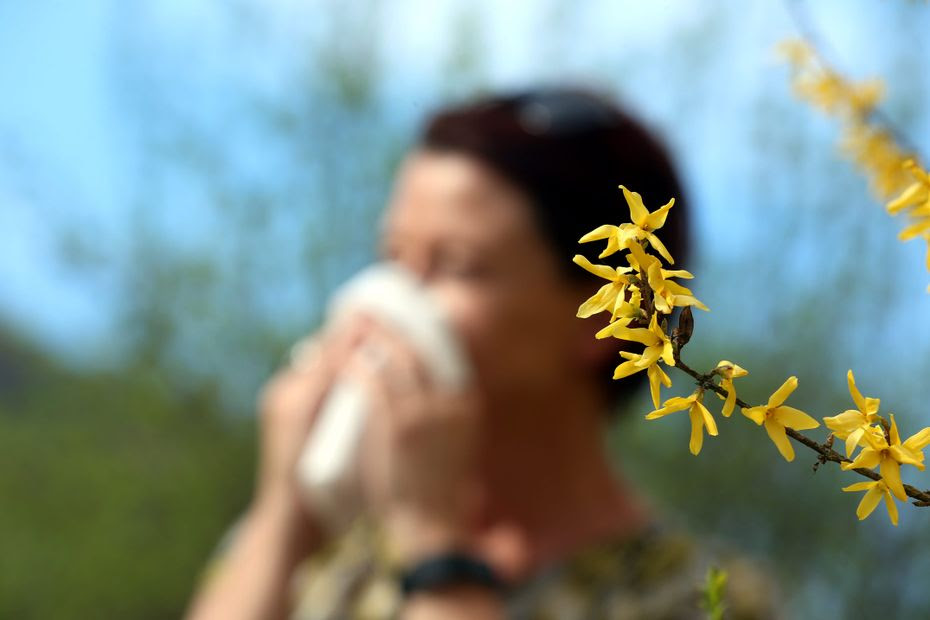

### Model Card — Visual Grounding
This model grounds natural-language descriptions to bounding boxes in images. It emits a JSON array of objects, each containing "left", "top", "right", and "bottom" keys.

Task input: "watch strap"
[{"left": 399, "top": 551, "right": 505, "bottom": 598}]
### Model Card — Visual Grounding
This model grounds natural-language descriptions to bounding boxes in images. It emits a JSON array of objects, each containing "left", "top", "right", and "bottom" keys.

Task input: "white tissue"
[{"left": 296, "top": 262, "right": 470, "bottom": 533}]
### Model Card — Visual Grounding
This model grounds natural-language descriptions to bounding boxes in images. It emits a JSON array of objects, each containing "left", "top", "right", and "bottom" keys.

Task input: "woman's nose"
[{"left": 388, "top": 250, "right": 431, "bottom": 285}]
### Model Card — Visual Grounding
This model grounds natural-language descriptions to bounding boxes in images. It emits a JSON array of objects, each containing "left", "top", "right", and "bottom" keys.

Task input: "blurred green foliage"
[{"left": 0, "top": 330, "right": 253, "bottom": 618}]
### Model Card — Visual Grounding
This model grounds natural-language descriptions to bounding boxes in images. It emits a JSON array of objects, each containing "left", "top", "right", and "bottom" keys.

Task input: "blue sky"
[{"left": 1, "top": 0, "right": 929, "bottom": 382}]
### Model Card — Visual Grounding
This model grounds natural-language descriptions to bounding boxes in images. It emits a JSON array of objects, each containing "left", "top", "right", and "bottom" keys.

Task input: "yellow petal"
[
  {"left": 646, "top": 364, "right": 672, "bottom": 409},
  {"left": 846, "top": 370, "right": 867, "bottom": 413},
  {"left": 579, "top": 224, "right": 616, "bottom": 243},
  {"left": 741, "top": 406, "right": 766, "bottom": 425},
  {"left": 845, "top": 427, "right": 866, "bottom": 458},
  {"left": 842, "top": 447, "right": 881, "bottom": 471},
  {"left": 899, "top": 218, "right": 930, "bottom": 242},
  {"left": 855, "top": 485, "right": 884, "bottom": 521},
  {"left": 572, "top": 254, "right": 617, "bottom": 281},
  {"left": 688, "top": 407, "right": 705, "bottom": 455},
  {"left": 643, "top": 197, "right": 675, "bottom": 231},
  {"left": 695, "top": 400, "right": 718, "bottom": 436},
  {"left": 576, "top": 284, "right": 615, "bottom": 318},
  {"left": 652, "top": 291, "right": 672, "bottom": 314},
  {"left": 610, "top": 294, "right": 636, "bottom": 322},
  {"left": 768, "top": 376, "right": 798, "bottom": 408},
  {"left": 626, "top": 241, "right": 657, "bottom": 273},
  {"left": 722, "top": 383, "right": 736, "bottom": 418},
  {"left": 645, "top": 232, "right": 674, "bottom": 264},
  {"left": 660, "top": 340, "right": 676, "bottom": 367},
  {"left": 889, "top": 414, "right": 901, "bottom": 446},
  {"left": 774, "top": 406, "right": 820, "bottom": 431},
  {"left": 880, "top": 457, "right": 907, "bottom": 501},
  {"left": 890, "top": 444, "right": 927, "bottom": 469},
  {"left": 595, "top": 321, "right": 622, "bottom": 340},
  {"left": 620, "top": 185, "right": 648, "bottom": 227},
  {"left": 663, "top": 279, "right": 696, "bottom": 297},
  {"left": 859, "top": 425, "right": 890, "bottom": 451},
  {"left": 597, "top": 233, "right": 621, "bottom": 259},
  {"left": 824, "top": 410, "right": 868, "bottom": 435},
  {"left": 613, "top": 359, "right": 645, "bottom": 380},
  {"left": 886, "top": 182, "right": 925, "bottom": 214},
  {"left": 716, "top": 361, "right": 748, "bottom": 379},
  {"left": 646, "top": 395, "right": 693, "bottom": 419},
  {"left": 903, "top": 427, "right": 930, "bottom": 452},
  {"left": 636, "top": 344, "right": 662, "bottom": 369},
  {"left": 670, "top": 294, "right": 710, "bottom": 312},
  {"left": 615, "top": 326, "right": 659, "bottom": 347},
  {"left": 662, "top": 268, "right": 693, "bottom": 280},
  {"left": 842, "top": 481, "right": 876, "bottom": 493},
  {"left": 765, "top": 419, "right": 795, "bottom": 462},
  {"left": 883, "top": 491, "right": 899, "bottom": 526}
]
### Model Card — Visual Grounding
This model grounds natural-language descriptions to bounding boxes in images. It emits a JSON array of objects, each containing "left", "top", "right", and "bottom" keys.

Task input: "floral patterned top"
[{"left": 286, "top": 518, "right": 779, "bottom": 620}]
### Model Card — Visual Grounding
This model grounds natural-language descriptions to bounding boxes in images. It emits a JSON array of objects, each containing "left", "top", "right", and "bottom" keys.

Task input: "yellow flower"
[
  {"left": 842, "top": 479, "right": 899, "bottom": 526},
  {"left": 608, "top": 314, "right": 675, "bottom": 380},
  {"left": 792, "top": 64, "right": 882, "bottom": 120},
  {"left": 572, "top": 255, "right": 633, "bottom": 319},
  {"left": 646, "top": 389, "right": 718, "bottom": 455},
  {"left": 823, "top": 370, "right": 881, "bottom": 457},
  {"left": 596, "top": 287, "right": 643, "bottom": 326},
  {"left": 617, "top": 350, "right": 671, "bottom": 408},
  {"left": 898, "top": 210, "right": 930, "bottom": 243},
  {"left": 841, "top": 123, "right": 914, "bottom": 199},
  {"left": 777, "top": 39, "right": 813, "bottom": 67},
  {"left": 578, "top": 186, "right": 676, "bottom": 263},
  {"left": 741, "top": 377, "right": 820, "bottom": 462},
  {"left": 713, "top": 360, "right": 748, "bottom": 417},
  {"left": 886, "top": 160, "right": 930, "bottom": 216},
  {"left": 841, "top": 414, "right": 930, "bottom": 501},
  {"left": 627, "top": 243, "right": 709, "bottom": 314},
  {"left": 578, "top": 224, "right": 623, "bottom": 259}
]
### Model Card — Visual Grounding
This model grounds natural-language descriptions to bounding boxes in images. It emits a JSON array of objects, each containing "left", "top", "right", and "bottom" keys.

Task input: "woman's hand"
[
  {"left": 349, "top": 319, "right": 484, "bottom": 563},
  {"left": 255, "top": 316, "right": 368, "bottom": 515},
  {"left": 349, "top": 322, "right": 507, "bottom": 619}
]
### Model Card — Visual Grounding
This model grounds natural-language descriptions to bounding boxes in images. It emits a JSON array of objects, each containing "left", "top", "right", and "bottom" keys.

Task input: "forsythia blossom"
[
  {"left": 780, "top": 39, "right": 913, "bottom": 199},
  {"left": 842, "top": 479, "right": 899, "bottom": 526},
  {"left": 572, "top": 255, "right": 632, "bottom": 319},
  {"left": 781, "top": 38, "right": 930, "bottom": 291},
  {"left": 713, "top": 360, "right": 748, "bottom": 417},
  {"left": 627, "top": 243, "right": 708, "bottom": 313},
  {"left": 741, "top": 377, "right": 820, "bottom": 462},
  {"left": 579, "top": 186, "right": 676, "bottom": 263},
  {"left": 646, "top": 389, "right": 718, "bottom": 456},
  {"left": 607, "top": 314, "right": 675, "bottom": 380},
  {"left": 619, "top": 350, "right": 671, "bottom": 409},
  {"left": 841, "top": 415, "right": 930, "bottom": 501},
  {"left": 575, "top": 186, "right": 707, "bottom": 408},
  {"left": 886, "top": 160, "right": 930, "bottom": 290},
  {"left": 823, "top": 370, "right": 881, "bottom": 457}
]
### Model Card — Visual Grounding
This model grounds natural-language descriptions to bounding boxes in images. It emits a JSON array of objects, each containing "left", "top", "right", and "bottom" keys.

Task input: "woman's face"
[{"left": 380, "top": 149, "right": 596, "bottom": 404}]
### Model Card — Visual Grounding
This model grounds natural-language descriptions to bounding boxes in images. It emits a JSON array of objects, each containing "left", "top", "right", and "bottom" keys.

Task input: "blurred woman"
[{"left": 187, "top": 88, "right": 776, "bottom": 619}]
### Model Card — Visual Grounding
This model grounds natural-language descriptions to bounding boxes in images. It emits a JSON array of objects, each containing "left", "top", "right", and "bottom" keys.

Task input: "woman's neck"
[{"left": 470, "top": 385, "right": 652, "bottom": 579}]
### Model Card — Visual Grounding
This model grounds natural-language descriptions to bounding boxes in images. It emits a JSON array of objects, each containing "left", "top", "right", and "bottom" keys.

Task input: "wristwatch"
[{"left": 399, "top": 551, "right": 506, "bottom": 598}]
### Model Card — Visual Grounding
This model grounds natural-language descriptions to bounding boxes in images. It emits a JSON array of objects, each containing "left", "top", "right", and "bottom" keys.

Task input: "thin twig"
[{"left": 672, "top": 350, "right": 930, "bottom": 507}]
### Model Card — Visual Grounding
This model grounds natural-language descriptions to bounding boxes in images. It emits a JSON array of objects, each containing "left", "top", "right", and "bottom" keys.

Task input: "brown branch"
[{"left": 671, "top": 350, "right": 930, "bottom": 507}]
